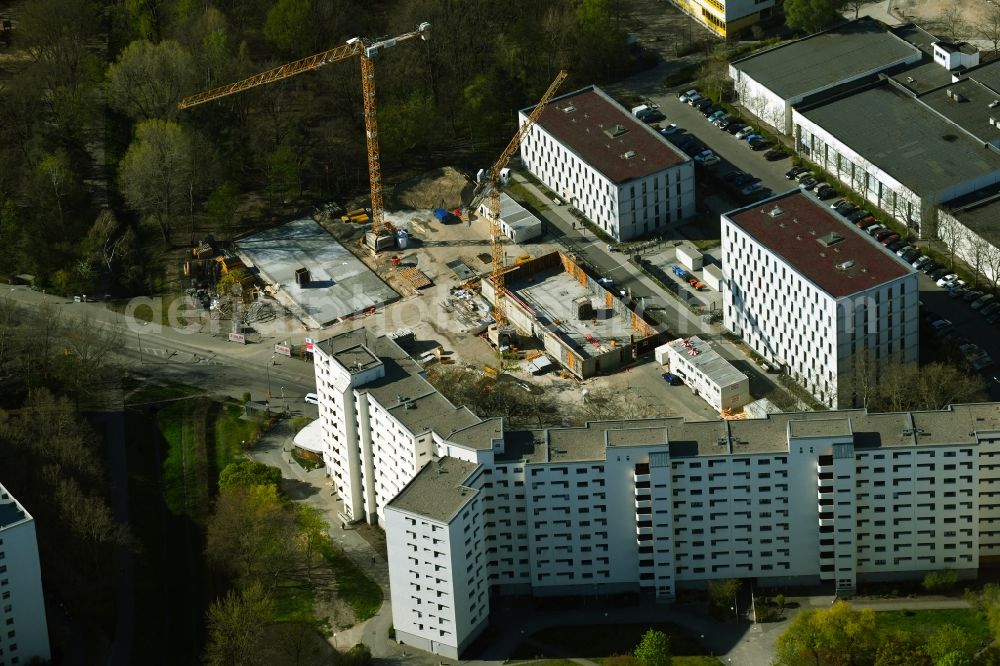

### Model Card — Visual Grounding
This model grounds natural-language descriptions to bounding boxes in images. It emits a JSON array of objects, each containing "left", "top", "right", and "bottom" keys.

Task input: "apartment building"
[
  {"left": 385, "top": 405, "right": 997, "bottom": 658},
  {"left": 0, "top": 483, "right": 50, "bottom": 666},
  {"left": 721, "top": 190, "right": 919, "bottom": 408},
  {"left": 310, "top": 328, "right": 998, "bottom": 659},
  {"left": 519, "top": 85, "right": 695, "bottom": 242},
  {"left": 669, "top": 0, "right": 778, "bottom": 38}
]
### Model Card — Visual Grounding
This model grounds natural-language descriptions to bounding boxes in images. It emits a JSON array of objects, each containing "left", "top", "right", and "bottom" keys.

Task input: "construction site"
[{"left": 483, "top": 251, "right": 663, "bottom": 379}]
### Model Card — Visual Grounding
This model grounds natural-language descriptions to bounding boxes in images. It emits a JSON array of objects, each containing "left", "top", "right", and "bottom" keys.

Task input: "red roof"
[
  {"left": 528, "top": 87, "right": 688, "bottom": 184},
  {"left": 726, "top": 190, "right": 912, "bottom": 298}
]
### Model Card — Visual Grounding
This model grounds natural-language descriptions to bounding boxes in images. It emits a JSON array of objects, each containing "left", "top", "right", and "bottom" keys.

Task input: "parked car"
[
  {"left": 702, "top": 105, "right": 722, "bottom": 118},
  {"left": 793, "top": 170, "right": 814, "bottom": 182},
  {"left": 973, "top": 294, "right": 996, "bottom": 310},
  {"left": 887, "top": 240, "right": 907, "bottom": 252},
  {"left": 660, "top": 123, "right": 679, "bottom": 135},
  {"left": 687, "top": 93, "right": 704, "bottom": 106},
  {"left": 881, "top": 234, "right": 900, "bottom": 246},
  {"left": 912, "top": 255, "right": 931, "bottom": 269},
  {"left": 987, "top": 311, "right": 1000, "bottom": 325},
  {"left": 928, "top": 267, "right": 949, "bottom": 280},
  {"left": 901, "top": 249, "right": 920, "bottom": 263},
  {"left": 831, "top": 198, "right": 849, "bottom": 210},
  {"left": 739, "top": 182, "right": 765, "bottom": 197},
  {"left": 847, "top": 210, "right": 868, "bottom": 222},
  {"left": 874, "top": 229, "right": 894, "bottom": 241},
  {"left": 816, "top": 185, "right": 837, "bottom": 199},
  {"left": 738, "top": 127, "right": 758, "bottom": 140},
  {"left": 964, "top": 290, "right": 984, "bottom": 302},
  {"left": 678, "top": 89, "right": 699, "bottom": 102},
  {"left": 707, "top": 109, "right": 726, "bottom": 123},
  {"left": 921, "top": 261, "right": 941, "bottom": 275},
  {"left": 693, "top": 98, "right": 712, "bottom": 111},
  {"left": 864, "top": 224, "right": 885, "bottom": 234},
  {"left": 982, "top": 302, "right": 1000, "bottom": 317},
  {"left": 724, "top": 170, "right": 755, "bottom": 186},
  {"left": 304, "top": 392, "right": 319, "bottom": 405},
  {"left": 662, "top": 372, "right": 683, "bottom": 386},
  {"left": 935, "top": 273, "right": 958, "bottom": 286},
  {"left": 727, "top": 123, "right": 749, "bottom": 135},
  {"left": 931, "top": 318, "right": 953, "bottom": 332},
  {"left": 744, "top": 133, "right": 763, "bottom": 143},
  {"left": 718, "top": 118, "right": 739, "bottom": 131},
  {"left": 750, "top": 138, "right": 772, "bottom": 151},
  {"left": 950, "top": 286, "right": 968, "bottom": 299},
  {"left": 785, "top": 165, "right": 809, "bottom": 179},
  {"left": 764, "top": 149, "right": 788, "bottom": 161},
  {"left": 711, "top": 113, "right": 731, "bottom": 126},
  {"left": 896, "top": 245, "right": 914, "bottom": 257}
]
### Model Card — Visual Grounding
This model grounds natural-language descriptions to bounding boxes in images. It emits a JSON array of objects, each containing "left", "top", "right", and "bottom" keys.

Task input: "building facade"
[
  {"left": 669, "top": 0, "right": 777, "bottom": 38},
  {"left": 722, "top": 190, "right": 919, "bottom": 408},
  {"left": 519, "top": 85, "right": 695, "bottom": 242},
  {"left": 0, "top": 483, "right": 50, "bottom": 666}
]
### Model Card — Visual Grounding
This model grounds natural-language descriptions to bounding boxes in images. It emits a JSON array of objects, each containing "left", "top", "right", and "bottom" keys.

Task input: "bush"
[
  {"left": 341, "top": 643, "right": 372, "bottom": 666},
  {"left": 923, "top": 570, "right": 960, "bottom": 594}
]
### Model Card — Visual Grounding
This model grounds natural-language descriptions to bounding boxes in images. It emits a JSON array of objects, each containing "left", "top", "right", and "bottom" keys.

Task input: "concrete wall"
[{"left": 0, "top": 515, "right": 50, "bottom": 665}]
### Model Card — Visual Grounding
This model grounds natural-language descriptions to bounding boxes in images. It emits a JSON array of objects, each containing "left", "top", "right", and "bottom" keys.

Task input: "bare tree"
[
  {"left": 842, "top": 0, "right": 875, "bottom": 19},
  {"left": 982, "top": 4, "right": 1000, "bottom": 55},
  {"left": 937, "top": 5, "right": 967, "bottom": 41},
  {"left": 982, "top": 241, "right": 1000, "bottom": 291},
  {"left": 965, "top": 232, "right": 991, "bottom": 288},
  {"left": 937, "top": 213, "right": 964, "bottom": 270}
]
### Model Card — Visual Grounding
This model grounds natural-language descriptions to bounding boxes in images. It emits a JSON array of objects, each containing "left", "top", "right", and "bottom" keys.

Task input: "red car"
[{"left": 881, "top": 234, "right": 900, "bottom": 246}]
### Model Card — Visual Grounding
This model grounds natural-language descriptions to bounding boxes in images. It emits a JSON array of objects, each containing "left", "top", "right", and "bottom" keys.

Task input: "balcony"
[
  {"left": 635, "top": 499, "right": 652, "bottom": 509},
  {"left": 637, "top": 525, "right": 654, "bottom": 536},
  {"left": 818, "top": 516, "right": 834, "bottom": 527},
  {"left": 636, "top": 533, "right": 653, "bottom": 543},
  {"left": 820, "top": 551, "right": 834, "bottom": 559},
  {"left": 639, "top": 559, "right": 655, "bottom": 568},
  {"left": 817, "top": 486, "right": 833, "bottom": 496},
  {"left": 635, "top": 486, "right": 651, "bottom": 499},
  {"left": 634, "top": 471, "right": 651, "bottom": 484}
]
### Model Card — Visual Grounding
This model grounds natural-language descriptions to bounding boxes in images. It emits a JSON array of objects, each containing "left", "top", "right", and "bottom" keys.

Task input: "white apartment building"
[
  {"left": 311, "top": 329, "right": 1000, "bottom": 659},
  {"left": 0, "top": 483, "right": 50, "bottom": 666},
  {"left": 655, "top": 337, "right": 750, "bottom": 413},
  {"left": 722, "top": 190, "right": 919, "bottom": 408},
  {"left": 519, "top": 85, "right": 695, "bottom": 242}
]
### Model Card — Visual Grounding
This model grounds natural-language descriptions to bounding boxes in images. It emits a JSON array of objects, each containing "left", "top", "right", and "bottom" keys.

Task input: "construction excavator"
[
  {"left": 467, "top": 70, "right": 568, "bottom": 330},
  {"left": 178, "top": 22, "right": 432, "bottom": 252}
]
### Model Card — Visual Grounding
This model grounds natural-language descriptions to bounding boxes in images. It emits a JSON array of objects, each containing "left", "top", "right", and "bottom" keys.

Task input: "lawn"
[
  {"left": 876, "top": 608, "right": 991, "bottom": 643},
  {"left": 319, "top": 539, "right": 384, "bottom": 621},
  {"left": 510, "top": 622, "right": 719, "bottom": 663}
]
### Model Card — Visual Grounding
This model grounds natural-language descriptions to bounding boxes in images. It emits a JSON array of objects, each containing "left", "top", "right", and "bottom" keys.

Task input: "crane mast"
[
  {"left": 178, "top": 22, "right": 431, "bottom": 244},
  {"left": 470, "top": 70, "right": 567, "bottom": 325}
]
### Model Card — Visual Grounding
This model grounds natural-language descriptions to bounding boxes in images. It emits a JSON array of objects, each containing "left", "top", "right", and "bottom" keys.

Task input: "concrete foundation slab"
[{"left": 236, "top": 218, "right": 398, "bottom": 328}]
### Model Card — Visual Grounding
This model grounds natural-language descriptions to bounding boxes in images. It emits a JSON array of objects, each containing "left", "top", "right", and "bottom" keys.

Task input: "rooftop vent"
[
  {"left": 621, "top": 150, "right": 637, "bottom": 160},
  {"left": 818, "top": 232, "right": 846, "bottom": 247},
  {"left": 605, "top": 123, "right": 629, "bottom": 139},
  {"left": 835, "top": 259, "right": 856, "bottom": 271},
  {"left": 562, "top": 104, "right": 576, "bottom": 113},
  {"left": 906, "top": 76, "right": 915, "bottom": 83},
  {"left": 990, "top": 100, "right": 1000, "bottom": 109},
  {"left": 767, "top": 206, "right": 785, "bottom": 218}
]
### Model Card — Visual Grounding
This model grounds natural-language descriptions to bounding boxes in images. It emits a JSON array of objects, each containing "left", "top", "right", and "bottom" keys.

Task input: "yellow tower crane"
[
  {"left": 178, "top": 22, "right": 431, "bottom": 249},
  {"left": 468, "top": 70, "right": 568, "bottom": 325}
]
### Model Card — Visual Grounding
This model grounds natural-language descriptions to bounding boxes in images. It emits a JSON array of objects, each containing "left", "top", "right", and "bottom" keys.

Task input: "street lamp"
[{"left": 266, "top": 353, "right": 274, "bottom": 398}]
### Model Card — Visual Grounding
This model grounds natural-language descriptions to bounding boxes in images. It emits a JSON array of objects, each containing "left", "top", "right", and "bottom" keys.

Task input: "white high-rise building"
[
  {"left": 722, "top": 190, "right": 919, "bottom": 408},
  {"left": 0, "top": 483, "right": 50, "bottom": 666},
  {"left": 310, "top": 328, "right": 1000, "bottom": 659},
  {"left": 519, "top": 85, "right": 695, "bottom": 242}
]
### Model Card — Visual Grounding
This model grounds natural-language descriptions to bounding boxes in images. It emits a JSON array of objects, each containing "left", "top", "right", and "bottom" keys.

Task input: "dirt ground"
[
  {"left": 388, "top": 166, "right": 474, "bottom": 211},
  {"left": 891, "top": 0, "right": 994, "bottom": 36}
]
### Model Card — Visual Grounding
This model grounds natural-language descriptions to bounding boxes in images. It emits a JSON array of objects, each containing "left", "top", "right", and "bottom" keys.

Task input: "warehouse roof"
[
  {"left": 731, "top": 18, "right": 919, "bottom": 100},
  {"left": 797, "top": 81, "right": 1000, "bottom": 196},
  {"left": 523, "top": 86, "right": 688, "bottom": 184},
  {"left": 943, "top": 183, "right": 1000, "bottom": 246},
  {"left": 726, "top": 190, "right": 913, "bottom": 298}
]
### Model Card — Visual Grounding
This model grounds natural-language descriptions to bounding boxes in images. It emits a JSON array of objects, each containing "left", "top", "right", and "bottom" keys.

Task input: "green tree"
[
  {"left": 341, "top": 643, "right": 373, "bottom": 666},
  {"left": 874, "top": 631, "right": 931, "bottom": 666},
  {"left": 707, "top": 578, "right": 741, "bottom": 616},
  {"left": 118, "top": 119, "right": 194, "bottom": 243},
  {"left": 204, "top": 581, "right": 272, "bottom": 666},
  {"left": 296, "top": 505, "right": 327, "bottom": 579},
  {"left": 783, "top": 0, "right": 843, "bottom": 34},
  {"left": 218, "top": 460, "right": 282, "bottom": 492},
  {"left": 263, "top": 0, "right": 312, "bottom": 55},
  {"left": 922, "top": 569, "right": 959, "bottom": 594},
  {"left": 206, "top": 181, "right": 241, "bottom": 239},
  {"left": 267, "top": 141, "right": 301, "bottom": 204},
  {"left": 924, "top": 624, "right": 977, "bottom": 665},
  {"left": 775, "top": 602, "right": 878, "bottom": 666},
  {"left": 575, "top": 0, "right": 627, "bottom": 81},
  {"left": 633, "top": 628, "right": 671, "bottom": 666},
  {"left": 105, "top": 39, "right": 196, "bottom": 121}
]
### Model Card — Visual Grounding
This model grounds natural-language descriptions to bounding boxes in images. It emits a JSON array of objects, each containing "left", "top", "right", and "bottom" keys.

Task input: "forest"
[{"left": 0, "top": 0, "right": 642, "bottom": 296}]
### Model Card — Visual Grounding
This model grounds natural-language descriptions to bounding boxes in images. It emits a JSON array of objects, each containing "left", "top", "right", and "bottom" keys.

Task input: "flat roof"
[
  {"left": 943, "top": 183, "right": 1000, "bottom": 245},
  {"left": 967, "top": 59, "right": 1000, "bottom": 97},
  {"left": 506, "top": 268, "right": 635, "bottom": 359},
  {"left": 525, "top": 86, "right": 688, "bottom": 184},
  {"left": 498, "top": 193, "right": 542, "bottom": 232},
  {"left": 732, "top": 18, "right": 919, "bottom": 100},
  {"left": 662, "top": 336, "right": 747, "bottom": 389},
  {"left": 917, "top": 78, "right": 1000, "bottom": 146},
  {"left": 236, "top": 218, "right": 399, "bottom": 327},
  {"left": 725, "top": 190, "right": 912, "bottom": 298},
  {"left": 797, "top": 81, "right": 1000, "bottom": 196},
  {"left": 387, "top": 457, "right": 480, "bottom": 523},
  {"left": 0, "top": 483, "right": 30, "bottom": 530}
]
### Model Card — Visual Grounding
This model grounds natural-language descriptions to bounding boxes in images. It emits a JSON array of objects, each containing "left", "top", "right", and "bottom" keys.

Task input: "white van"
[{"left": 304, "top": 392, "right": 319, "bottom": 405}]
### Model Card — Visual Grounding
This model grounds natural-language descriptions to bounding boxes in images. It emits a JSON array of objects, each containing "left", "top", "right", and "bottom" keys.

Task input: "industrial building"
[
  {"left": 235, "top": 218, "right": 399, "bottom": 328},
  {"left": 518, "top": 85, "right": 695, "bottom": 242},
  {"left": 655, "top": 337, "right": 749, "bottom": 413},
  {"left": 729, "top": 18, "right": 1000, "bottom": 239},
  {"left": 721, "top": 190, "right": 919, "bottom": 408},
  {"left": 477, "top": 193, "right": 543, "bottom": 244},
  {"left": 310, "top": 325, "right": 1000, "bottom": 659},
  {"left": 481, "top": 251, "right": 661, "bottom": 378},
  {"left": 667, "top": 0, "right": 778, "bottom": 38},
  {"left": 0, "top": 483, "right": 50, "bottom": 666}
]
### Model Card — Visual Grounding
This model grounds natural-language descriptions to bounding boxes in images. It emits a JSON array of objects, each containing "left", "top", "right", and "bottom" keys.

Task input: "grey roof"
[
  {"left": 732, "top": 18, "right": 919, "bottom": 100},
  {"left": 387, "top": 457, "right": 480, "bottom": 523},
  {"left": 967, "top": 59, "right": 1000, "bottom": 97},
  {"left": 318, "top": 328, "right": 483, "bottom": 442},
  {"left": 497, "top": 193, "right": 542, "bottom": 233},
  {"left": 663, "top": 336, "right": 747, "bottom": 389},
  {"left": 917, "top": 78, "right": 1000, "bottom": 146},
  {"left": 787, "top": 417, "right": 852, "bottom": 439},
  {"left": 943, "top": 183, "right": 1000, "bottom": 245},
  {"left": 0, "top": 483, "right": 29, "bottom": 530},
  {"left": 798, "top": 81, "right": 1000, "bottom": 196},
  {"left": 445, "top": 418, "right": 503, "bottom": 451}
]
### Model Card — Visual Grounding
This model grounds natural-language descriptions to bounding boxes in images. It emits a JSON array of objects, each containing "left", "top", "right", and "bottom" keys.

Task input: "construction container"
[
  {"left": 574, "top": 296, "right": 594, "bottom": 320},
  {"left": 294, "top": 267, "right": 311, "bottom": 286},
  {"left": 676, "top": 244, "right": 703, "bottom": 271},
  {"left": 703, "top": 264, "right": 723, "bottom": 291},
  {"left": 365, "top": 231, "right": 397, "bottom": 251},
  {"left": 396, "top": 230, "right": 409, "bottom": 249}
]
